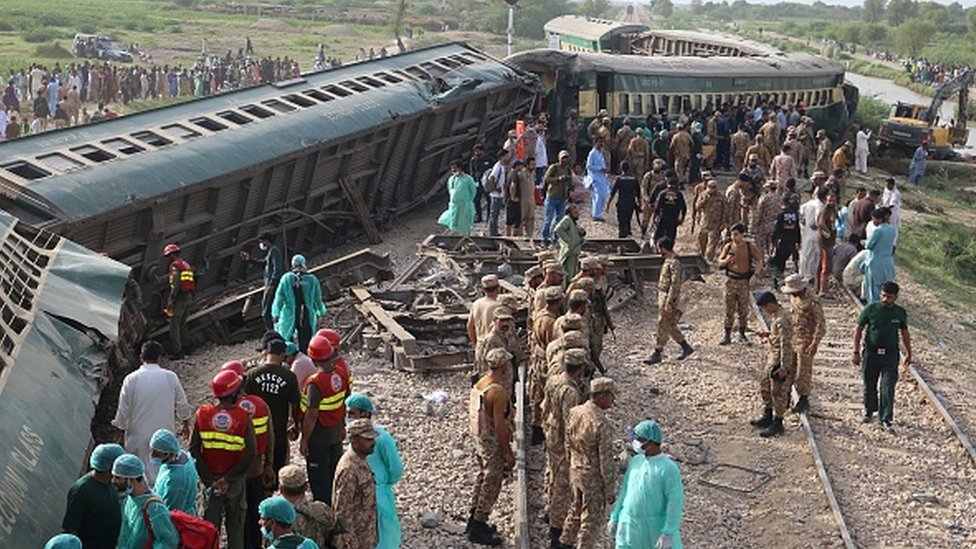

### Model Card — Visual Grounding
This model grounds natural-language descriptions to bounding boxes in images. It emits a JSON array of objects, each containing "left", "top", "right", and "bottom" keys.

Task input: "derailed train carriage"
[
  {"left": 0, "top": 43, "right": 538, "bottom": 329},
  {"left": 508, "top": 48, "right": 859, "bottom": 152}
]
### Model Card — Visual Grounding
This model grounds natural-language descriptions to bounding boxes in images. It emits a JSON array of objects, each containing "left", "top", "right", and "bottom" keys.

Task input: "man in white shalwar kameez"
[{"left": 798, "top": 188, "right": 826, "bottom": 282}]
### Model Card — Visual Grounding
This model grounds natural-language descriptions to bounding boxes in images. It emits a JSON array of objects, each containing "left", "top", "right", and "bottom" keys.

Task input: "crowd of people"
[
  {"left": 1, "top": 41, "right": 346, "bottom": 141},
  {"left": 52, "top": 323, "right": 400, "bottom": 549}
]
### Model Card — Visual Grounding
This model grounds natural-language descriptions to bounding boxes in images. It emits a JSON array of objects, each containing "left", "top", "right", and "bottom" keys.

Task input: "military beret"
[
  {"left": 486, "top": 347, "right": 513, "bottom": 367},
  {"left": 544, "top": 286, "right": 564, "bottom": 301},
  {"left": 568, "top": 289, "right": 590, "bottom": 303},
  {"left": 544, "top": 262, "right": 565, "bottom": 275},
  {"left": 493, "top": 307, "right": 514, "bottom": 320},
  {"left": 560, "top": 313, "right": 584, "bottom": 329},
  {"left": 346, "top": 418, "right": 378, "bottom": 439},
  {"left": 562, "top": 330, "right": 588, "bottom": 347},
  {"left": 564, "top": 348, "right": 588, "bottom": 366}
]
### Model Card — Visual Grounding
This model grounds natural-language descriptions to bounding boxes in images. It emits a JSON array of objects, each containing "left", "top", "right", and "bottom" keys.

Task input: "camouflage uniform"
[
  {"left": 553, "top": 312, "right": 589, "bottom": 344},
  {"left": 762, "top": 307, "right": 795, "bottom": 417},
  {"left": 790, "top": 292, "right": 826, "bottom": 397},
  {"left": 565, "top": 112, "right": 580, "bottom": 165},
  {"left": 531, "top": 309, "right": 559, "bottom": 429},
  {"left": 656, "top": 256, "right": 687, "bottom": 348},
  {"left": 751, "top": 189, "right": 781, "bottom": 255},
  {"left": 292, "top": 496, "right": 339, "bottom": 549},
  {"left": 816, "top": 136, "right": 833, "bottom": 175},
  {"left": 759, "top": 120, "right": 780, "bottom": 159},
  {"left": 627, "top": 133, "right": 649, "bottom": 182},
  {"left": 471, "top": 370, "right": 510, "bottom": 524},
  {"left": 332, "top": 449, "right": 378, "bottom": 549},
  {"left": 640, "top": 168, "right": 665, "bottom": 233},
  {"left": 724, "top": 184, "right": 742, "bottom": 228},
  {"left": 541, "top": 366, "right": 585, "bottom": 529},
  {"left": 475, "top": 326, "right": 526, "bottom": 395},
  {"left": 546, "top": 331, "right": 592, "bottom": 401},
  {"left": 695, "top": 185, "right": 726, "bottom": 261},
  {"left": 560, "top": 399, "right": 614, "bottom": 548},
  {"left": 670, "top": 130, "right": 693, "bottom": 184},
  {"left": 731, "top": 129, "right": 752, "bottom": 173}
]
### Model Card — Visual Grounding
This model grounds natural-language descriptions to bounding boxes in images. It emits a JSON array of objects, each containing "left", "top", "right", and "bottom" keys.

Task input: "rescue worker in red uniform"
[
  {"left": 316, "top": 328, "right": 354, "bottom": 388},
  {"left": 163, "top": 243, "right": 195, "bottom": 359},
  {"left": 220, "top": 361, "right": 275, "bottom": 549},
  {"left": 190, "top": 370, "right": 257, "bottom": 549},
  {"left": 299, "top": 335, "right": 350, "bottom": 503}
]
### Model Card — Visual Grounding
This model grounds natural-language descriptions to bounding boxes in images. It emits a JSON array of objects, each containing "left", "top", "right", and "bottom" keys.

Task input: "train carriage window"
[
  {"left": 404, "top": 66, "right": 431, "bottom": 80},
  {"left": 339, "top": 80, "right": 369, "bottom": 93},
  {"left": 101, "top": 137, "right": 146, "bottom": 155},
  {"left": 827, "top": 89, "right": 835, "bottom": 103},
  {"left": 436, "top": 57, "right": 461, "bottom": 69},
  {"left": 659, "top": 95, "right": 669, "bottom": 115},
  {"left": 356, "top": 76, "right": 385, "bottom": 88},
  {"left": 190, "top": 117, "right": 228, "bottom": 132},
  {"left": 216, "top": 110, "right": 254, "bottom": 126},
  {"left": 814, "top": 90, "right": 822, "bottom": 107},
  {"left": 240, "top": 104, "right": 275, "bottom": 119},
  {"left": 632, "top": 95, "right": 643, "bottom": 116},
  {"left": 2, "top": 160, "right": 51, "bottom": 180},
  {"left": 449, "top": 54, "right": 474, "bottom": 66},
  {"left": 282, "top": 94, "right": 317, "bottom": 107},
  {"left": 420, "top": 61, "right": 449, "bottom": 77},
  {"left": 692, "top": 95, "right": 703, "bottom": 111},
  {"left": 131, "top": 130, "right": 173, "bottom": 147},
  {"left": 303, "top": 89, "right": 335, "bottom": 102},
  {"left": 788, "top": 92, "right": 797, "bottom": 105},
  {"left": 805, "top": 91, "right": 813, "bottom": 107},
  {"left": 161, "top": 123, "right": 203, "bottom": 139},
  {"left": 37, "top": 152, "right": 85, "bottom": 172},
  {"left": 646, "top": 95, "right": 656, "bottom": 115},
  {"left": 322, "top": 84, "right": 353, "bottom": 97},
  {"left": 69, "top": 144, "right": 116, "bottom": 163},
  {"left": 618, "top": 94, "right": 629, "bottom": 115},
  {"left": 374, "top": 72, "right": 402, "bottom": 84},
  {"left": 261, "top": 99, "right": 296, "bottom": 113},
  {"left": 463, "top": 50, "right": 487, "bottom": 61}
]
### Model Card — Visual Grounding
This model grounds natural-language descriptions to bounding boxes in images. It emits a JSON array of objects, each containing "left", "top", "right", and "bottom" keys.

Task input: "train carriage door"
[{"left": 597, "top": 72, "right": 611, "bottom": 113}]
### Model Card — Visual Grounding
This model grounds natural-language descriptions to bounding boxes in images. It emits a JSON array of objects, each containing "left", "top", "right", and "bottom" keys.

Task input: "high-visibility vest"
[
  {"left": 238, "top": 394, "right": 271, "bottom": 456},
  {"left": 196, "top": 404, "right": 249, "bottom": 475},
  {"left": 169, "top": 258, "right": 196, "bottom": 292},
  {"left": 300, "top": 366, "right": 349, "bottom": 428}
]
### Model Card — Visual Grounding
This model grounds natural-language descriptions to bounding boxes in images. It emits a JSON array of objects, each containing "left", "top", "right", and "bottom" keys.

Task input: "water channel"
[{"left": 845, "top": 71, "right": 976, "bottom": 150}]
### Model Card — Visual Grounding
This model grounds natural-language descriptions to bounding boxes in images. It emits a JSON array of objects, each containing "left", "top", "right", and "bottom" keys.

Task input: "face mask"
[
  {"left": 259, "top": 242, "right": 269, "bottom": 251},
  {"left": 261, "top": 526, "right": 274, "bottom": 541},
  {"left": 631, "top": 440, "right": 645, "bottom": 455},
  {"left": 149, "top": 457, "right": 163, "bottom": 467},
  {"left": 345, "top": 417, "right": 354, "bottom": 426}
]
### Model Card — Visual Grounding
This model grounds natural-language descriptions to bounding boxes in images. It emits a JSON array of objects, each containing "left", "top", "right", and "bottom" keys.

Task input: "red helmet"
[
  {"left": 315, "top": 328, "right": 341, "bottom": 348},
  {"left": 220, "top": 360, "right": 246, "bottom": 378},
  {"left": 307, "top": 335, "right": 335, "bottom": 361},
  {"left": 163, "top": 243, "right": 180, "bottom": 256},
  {"left": 211, "top": 370, "right": 242, "bottom": 398}
]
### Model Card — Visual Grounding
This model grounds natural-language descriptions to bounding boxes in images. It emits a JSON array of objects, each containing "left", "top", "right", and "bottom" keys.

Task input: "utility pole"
[{"left": 506, "top": 0, "right": 518, "bottom": 57}]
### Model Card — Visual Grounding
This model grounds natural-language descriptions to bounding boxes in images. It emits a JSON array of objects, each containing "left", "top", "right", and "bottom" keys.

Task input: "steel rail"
[{"left": 749, "top": 295, "right": 856, "bottom": 549}]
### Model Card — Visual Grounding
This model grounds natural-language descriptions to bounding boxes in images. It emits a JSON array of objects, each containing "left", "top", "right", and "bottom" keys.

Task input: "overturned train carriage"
[
  {"left": 0, "top": 43, "right": 538, "bottom": 315},
  {"left": 0, "top": 211, "right": 129, "bottom": 546}
]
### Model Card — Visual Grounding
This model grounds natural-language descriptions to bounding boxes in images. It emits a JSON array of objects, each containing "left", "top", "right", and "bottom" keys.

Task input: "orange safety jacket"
[
  {"left": 196, "top": 404, "right": 249, "bottom": 475},
  {"left": 300, "top": 365, "right": 350, "bottom": 428},
  {"left": 169, "top": 258, "right": 195, "bottom": 292},
  {"left": 238, "top": 394, "right": 271, "bottom": 456}
]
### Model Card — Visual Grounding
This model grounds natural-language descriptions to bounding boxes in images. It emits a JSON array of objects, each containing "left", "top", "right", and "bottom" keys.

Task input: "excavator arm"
[{"left": 922, "top": 69, "right": 973, "bottom": 125}]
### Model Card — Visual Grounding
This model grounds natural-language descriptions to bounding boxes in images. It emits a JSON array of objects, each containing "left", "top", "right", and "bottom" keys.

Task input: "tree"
[
  {"left": 582, "top": 0, "right": 611, "bottom": 18},
  {"left": 862, "top": 0, "right": 886, "bottom": 23},
  {"left": 691, "top": 0, "right": 704, "bottom": 14},
  {"left": 859, "top": 23, "right": 889, "bottom": 45},
  {"left": 652, "top": 0, "right": 674, "bottom": 19},
  {"left": 887, "top": 0, "right": 918, "bottom": 26},
  {"left": 838, "top": 23, "right": 863, "bottom": 45},
  {"left": 968, "top": 7, "right": 976, "bottom": 35},
  {"left": 895, "top": 19, "right": 935, "bottom": 56}
]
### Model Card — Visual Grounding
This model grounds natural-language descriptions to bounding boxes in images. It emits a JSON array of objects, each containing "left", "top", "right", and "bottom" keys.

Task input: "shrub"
[
  {"left": 35, "top": 41, "right": 73, "bottom": 59},
  {"left": 22, "top": 27, "right": 59, "bottom": 43}
]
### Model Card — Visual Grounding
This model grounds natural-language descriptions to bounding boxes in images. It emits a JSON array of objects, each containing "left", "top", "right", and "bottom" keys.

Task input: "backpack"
[
  {"left": 142, "top": 497, "right": 219, "bottom": 549},
  {"left": 483, "top": 167, "right": 499, "bottom": 193},
  {"left": 469, "top": 382, "right": 503, "bottom": 437}
]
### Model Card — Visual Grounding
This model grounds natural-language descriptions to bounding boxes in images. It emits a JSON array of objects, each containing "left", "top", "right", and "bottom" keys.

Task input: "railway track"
[{"left": 752, "top": 284, "right": 976, "bottom": 548}]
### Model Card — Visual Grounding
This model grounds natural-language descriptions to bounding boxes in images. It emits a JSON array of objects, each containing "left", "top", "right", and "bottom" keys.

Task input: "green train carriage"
[{"left": 508, "top": 49, "right": 858, "bottom": 150}]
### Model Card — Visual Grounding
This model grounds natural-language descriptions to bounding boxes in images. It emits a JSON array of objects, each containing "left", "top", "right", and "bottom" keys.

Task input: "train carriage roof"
[
  {"left": 0, "top": 43, "right": 532, "bottom": 223},
  {"left": 544, "top": 15, "right": 650, "bottom": 42},
  {"left": 507, "top": 49, "right": 844, "bottom": 79},
  {"left": 638, "top": 29, "right": 782, "bottom": 56}
]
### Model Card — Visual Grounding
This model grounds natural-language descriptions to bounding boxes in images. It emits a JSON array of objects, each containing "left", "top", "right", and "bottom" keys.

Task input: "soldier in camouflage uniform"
[
  {"left": 532, "top": 263, "right": 566, "bottom": 322},
  {"left": 644, "top": 237, "right": 694, "bottom": 364},
  {"left": 523, "top": 265, "right": 545, "bottom": 309},
  {"left": 626, "top": 129, "right": 649, "bottom": 183},
  {"left": 332, "top": 419, "right": 378, "bottom": 549},
  {"left": 475, "top": 307, "right": 526, "bottom": 395},
  {"left": 781, "top": 275, "right": 826, "bottom": 414},
  {"left": 718, "top": 223, "right": 763, "bottom": 345},
  {"left": 547, "top": 330, "right": 590, "bottom": 379},
  {"left": 531, "top": 286, "right": 564, "bottom": 445},
  {"left": 560, "top": 377, "right": 617, "bottom": 549},
  {"left": 750, "top": 179, "right": 780, "bottom": 257},
  {"left": 278, "top": 464, "right": 340, "bottom": 549},
  {"left": 751, "top": 292, "right": 794, "bottom": 437},
  {"left": 640, "top": 159, "right": 667, "bottom": 239},
  {"left": 468, "top": 348, "right": 514, "bottom": 546},
  {"left": 541, "top": 348, "right": 587, "bottom": 549},
  {"left": 694, "top": 179, "right": 726, "bottom": 262}
]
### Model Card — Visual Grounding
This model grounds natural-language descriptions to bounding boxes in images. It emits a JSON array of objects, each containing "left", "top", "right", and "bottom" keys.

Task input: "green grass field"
[{"left": 0, "top": 0, "right": 398, "bottom": 74}]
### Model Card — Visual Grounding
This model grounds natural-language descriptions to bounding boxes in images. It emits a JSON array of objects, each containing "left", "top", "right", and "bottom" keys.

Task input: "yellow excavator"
[{"left": 878, "top": 69, "right": 972, "bottom": 159}]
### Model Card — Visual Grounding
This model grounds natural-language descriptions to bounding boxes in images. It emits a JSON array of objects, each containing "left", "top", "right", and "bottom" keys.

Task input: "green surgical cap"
[
  {"left": 345, "top": 393, "right": 374, "bottom": 413},
  {"left": 112, "top": 453, "right": 145, "bottom": 478},
  {"left": 634, "top": 420, "right": 663, "bottom": 444},
  {"left": 150, "top": 429, "right": 181, "bottom": 455},
  {"left": 259, "top": 496, "right": 296, "bottom": 525},
  {"left": 89, "top": 443, "right": 125, "bottom": 472},
  {"left": 45, "top": 534, "right": 82, "bottom": 549}
]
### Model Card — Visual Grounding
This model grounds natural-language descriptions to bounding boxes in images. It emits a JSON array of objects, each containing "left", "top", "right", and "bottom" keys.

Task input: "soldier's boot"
[
  {"left": 468, "top": 520, "right": 503, "bottom": 547},
  {"left": 643, "top": 349, "right": 663, "bottom": 365},
  {"left": 749, "top": 407, "right": 773, "bottom": 428},
  {"left": 677, "top": 341, "right": 695, "bottom": 360},
  {"left": 531, "top": 425, "right": 545, "bottom": 446},
  {"left": 759, "top": 416, "right": 785, "bottom": 437},
  {"left": 719, "top": 328, "right": 732, "bottom": 346},
  {"left": 791, "top": 395, "right": 810, "bottom": 414},
  {"left": 738, "top": 327, "right": 751, "bottom": 346}
]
